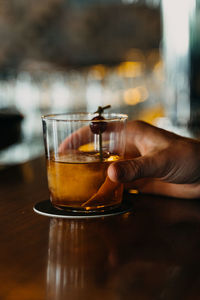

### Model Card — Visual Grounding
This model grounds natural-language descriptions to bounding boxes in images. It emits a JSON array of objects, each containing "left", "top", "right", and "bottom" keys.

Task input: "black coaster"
[{"left": 33, "top": 199, "right": 134, "bottom": 219}]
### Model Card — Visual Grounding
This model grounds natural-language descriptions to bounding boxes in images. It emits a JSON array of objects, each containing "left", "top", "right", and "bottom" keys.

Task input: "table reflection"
[
  {"left": 46, "top": 217, "right": 121, "bottom": 300},
  {"left": 45, "top": 195, "right": 200, "bottom": 300}
]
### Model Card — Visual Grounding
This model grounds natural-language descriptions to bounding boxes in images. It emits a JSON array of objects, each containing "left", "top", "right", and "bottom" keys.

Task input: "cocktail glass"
[{"left": 42, "top": 113, "right": 127, "bottom": 212}]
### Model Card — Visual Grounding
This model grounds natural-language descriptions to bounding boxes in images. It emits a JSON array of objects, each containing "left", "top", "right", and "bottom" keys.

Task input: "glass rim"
[{"left": 41, "top": 112, "right": 128, "bottom": 122}]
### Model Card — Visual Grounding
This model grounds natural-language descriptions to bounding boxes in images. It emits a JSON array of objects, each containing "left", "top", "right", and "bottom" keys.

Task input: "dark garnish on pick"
[
  {"left": 90, "top": 105, "right": 111, "bottom": 161},
  {"left": 89, "top": 115, "right": 107, "bottom": 134},
  {"left": 90, "top": 105, "right": 111, "bottom": 134}
]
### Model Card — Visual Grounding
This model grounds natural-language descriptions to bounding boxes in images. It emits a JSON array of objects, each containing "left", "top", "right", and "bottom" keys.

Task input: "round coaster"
[{"left": 33, "top": 199, "right": 134, "bottom": 219}]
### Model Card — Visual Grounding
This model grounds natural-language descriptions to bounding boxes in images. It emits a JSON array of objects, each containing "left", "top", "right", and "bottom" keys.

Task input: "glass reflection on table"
[
  {"left": 46, "top": 218, "right": 119, "bottom": 300},
  {"left": 45, "top": 195, "right": 200, "bottom": 300}
]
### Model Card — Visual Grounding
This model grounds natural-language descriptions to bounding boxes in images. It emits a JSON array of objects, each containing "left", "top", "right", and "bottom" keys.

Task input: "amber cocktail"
[{"left": 42, "top": 112, "right": 127, "bottom": 212}]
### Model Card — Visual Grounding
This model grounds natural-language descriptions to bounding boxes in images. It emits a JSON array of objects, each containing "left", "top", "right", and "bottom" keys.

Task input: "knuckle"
[
  {"left": 128, "top": 159, "right": 142, "bottom": 180},
  {"left": 113, "top": 162, "right": 127, "bottom": 181}
]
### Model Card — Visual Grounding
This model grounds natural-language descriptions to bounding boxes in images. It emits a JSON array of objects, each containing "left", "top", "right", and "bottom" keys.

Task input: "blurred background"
[{"left": 0, "top": 0, "right": 199, "bottom": 165}]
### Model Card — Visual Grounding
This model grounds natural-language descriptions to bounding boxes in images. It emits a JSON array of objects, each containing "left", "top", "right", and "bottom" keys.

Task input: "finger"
[
  {"left": 125, "top": 178, "right": 200, "bottom": 199},
  {"left": 124, "top": 147, "right": 140, "bottom": 159},
  {"left": 59, "top": 126, "right": 92, "bottom": 152},
  {"left": 81, "top": 177, "right": 121, "bottom": 207},
  {"left": 59, "top": 121, "right": 125, "bottom": 153},
  {"left": 108, "top": 153, "right": 167, "bottom": 183}
]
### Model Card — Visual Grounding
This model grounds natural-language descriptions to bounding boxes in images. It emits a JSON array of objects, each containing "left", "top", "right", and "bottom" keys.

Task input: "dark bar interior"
[{"left": 1, "top": 1, "right": 200, "bottom": 299}]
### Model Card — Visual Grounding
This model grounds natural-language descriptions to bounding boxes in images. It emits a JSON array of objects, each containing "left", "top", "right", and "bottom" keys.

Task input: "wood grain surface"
[{"left": 1, "top": 156, "right": 200, "bottom": 300}]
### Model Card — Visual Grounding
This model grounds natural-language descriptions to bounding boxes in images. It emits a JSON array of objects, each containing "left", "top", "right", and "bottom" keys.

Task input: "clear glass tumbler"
[{"left": 42, "top": 113, "right": 127, "bottom": 212}]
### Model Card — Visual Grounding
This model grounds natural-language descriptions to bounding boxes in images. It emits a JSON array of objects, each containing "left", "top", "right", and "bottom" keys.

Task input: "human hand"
[{"left": 108, "top": 121, "right": 200, "bottom": 199}]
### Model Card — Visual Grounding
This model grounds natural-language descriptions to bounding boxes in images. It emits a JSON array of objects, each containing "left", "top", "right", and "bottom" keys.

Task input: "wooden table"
[{"left": 1, "top": 156, "right": 200, "bottom": 300}]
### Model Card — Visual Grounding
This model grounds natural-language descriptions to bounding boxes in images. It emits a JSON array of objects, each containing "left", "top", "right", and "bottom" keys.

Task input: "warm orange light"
[
  {"left": 153, "top": 60, "right": 164, "bottom": 81},
  {"left": 128, "top": 189, "right": 139, "bottom": 194},
  {"left": 138, "top": 104, "right": 165, "bottom": 125},
  {"left": 90, "top": 64, "right": 106, "bottom": 79},
  {"left": 117, "top": 61, "right": 143, "bottom": 78},
  {"left": 123, "top": 86, "right": 148, "bottom": 105}
]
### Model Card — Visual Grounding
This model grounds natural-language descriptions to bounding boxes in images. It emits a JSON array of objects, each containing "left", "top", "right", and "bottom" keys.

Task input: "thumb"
[{"left": 108, "top": 155, "right": 164, "bottom": 183}]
